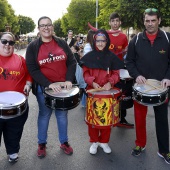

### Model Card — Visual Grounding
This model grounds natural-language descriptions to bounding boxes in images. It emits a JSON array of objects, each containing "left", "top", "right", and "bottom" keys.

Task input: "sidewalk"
[{"left": 14, "top": 48, "right": 26, "bottom": 57}]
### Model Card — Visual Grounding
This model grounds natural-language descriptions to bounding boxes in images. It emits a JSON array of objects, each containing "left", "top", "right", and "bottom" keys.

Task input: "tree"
[
  {"left": 60, "top": 13, "right": 75, "bottom": 37},
  {"left": 66, "top": 0, "right": 96, "bottom": 34},
  {"left": 0, "top": 0, "right": 19, "bottom": 33},
  {"left": 53, "top": 19, "right": 65, "bottom": 37},
  {"left": 98, "top": 0, "right": 170, "bottom": 30},
  {"left": 18, "top": 15, "right": 36, "bottom": 34}
]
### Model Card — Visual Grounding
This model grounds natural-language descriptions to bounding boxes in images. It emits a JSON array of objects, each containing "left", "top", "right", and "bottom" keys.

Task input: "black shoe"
[
  {"left": 131, "top": 146, "right": 145, "bottom": 156},
  {"left": 117, "top": 118, "right": 134, "bottom": 128},
  {"left": 157, "top": 152, "right": 170, "bottom": 164},
  {"left": 9, "top": 156, "right": 18, "bottom": 163}
]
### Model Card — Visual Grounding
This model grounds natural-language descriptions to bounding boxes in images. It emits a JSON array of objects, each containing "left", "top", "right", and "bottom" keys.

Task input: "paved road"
[{"left": 0, "top": 49, "right": 170, "bottom": 170}]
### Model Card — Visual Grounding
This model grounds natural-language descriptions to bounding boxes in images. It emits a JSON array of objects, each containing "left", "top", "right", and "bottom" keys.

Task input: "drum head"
[
  {"left": 88, "top": 89, "right": 120, "bottom": 95},
  {"left": 133, "top": 80, "right": 167, "bottom": 95},
  {"left": 119, "top": 69, "right": 132, "bottom": 79},
  {"left": 0, "top": 91, "right": 26, "bottom": 107},
  {"left": 45, "top": 87, "right": 79, "bottom": 98}
]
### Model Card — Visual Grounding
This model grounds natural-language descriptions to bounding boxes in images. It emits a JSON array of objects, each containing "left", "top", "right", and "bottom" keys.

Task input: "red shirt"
[
  {"left": 38, "top": 39, "right": 67, "bottom": 82},
  {"left": 0, "top": 54, "right": 32, "bottom": 94},
  {"left": 109, "top": 32, "right": 128, "bottom": 60}
]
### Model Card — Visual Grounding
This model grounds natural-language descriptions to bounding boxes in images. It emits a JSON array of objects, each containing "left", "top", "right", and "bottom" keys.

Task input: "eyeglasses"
[
  {"left": 145, "top": 8, "right": 158, "bottom": 13},
  {"left": 39, "top": 24, "right": 53, "bottom": 28},
  {"left": 0, "top": 39, "right": 15, "bottom": 46},
  {"left": 95, "top": 40, "right": 107, "bottom": 43}
]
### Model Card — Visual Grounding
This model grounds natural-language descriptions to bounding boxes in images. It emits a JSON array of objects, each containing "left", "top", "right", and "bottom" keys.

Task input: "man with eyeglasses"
[
  {"left": 126, "top": 8, "right": 170, "bottom": 164},
  {"left": 26, "top": 16, "right": 76, "bottom": 158}
]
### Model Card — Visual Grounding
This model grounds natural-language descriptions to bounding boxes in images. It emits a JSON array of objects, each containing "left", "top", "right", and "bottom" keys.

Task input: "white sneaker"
[
  {"left": 89, "top": 142, "right": 99, "bottom": 154},
  {"left": 99, "top": 143, "right": 112, "bottom": 153}
]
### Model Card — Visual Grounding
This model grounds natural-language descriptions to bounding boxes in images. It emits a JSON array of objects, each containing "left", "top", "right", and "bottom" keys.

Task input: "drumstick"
[
  {"left": 145, "top": 82, "right": 163, "bottom": 91},
  {"left": 144, "top": 88, "right": 156, "bottom": 92},
  {"left": 86, "top": 88, "right": 105, "bottom": 93}
]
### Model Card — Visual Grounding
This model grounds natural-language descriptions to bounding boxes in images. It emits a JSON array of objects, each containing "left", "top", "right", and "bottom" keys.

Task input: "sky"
[{"left": 7, "top": 0, "right": 71, "bottom": 33}]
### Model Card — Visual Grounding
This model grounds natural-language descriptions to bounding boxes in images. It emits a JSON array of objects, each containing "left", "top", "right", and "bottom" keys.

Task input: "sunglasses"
[
  {"left": 145, "top": 8, "right": 158, "bottom": 13},
  {"left": 0, "top": 39, "right": 15, "bottom": 46}
]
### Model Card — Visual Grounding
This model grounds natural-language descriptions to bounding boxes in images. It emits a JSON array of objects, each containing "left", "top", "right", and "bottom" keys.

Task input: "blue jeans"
[{"left": 36, "top": 85, "right": 68, "bottom": 144}]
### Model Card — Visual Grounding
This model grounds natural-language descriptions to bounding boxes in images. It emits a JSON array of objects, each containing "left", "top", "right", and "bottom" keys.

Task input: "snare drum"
[
  {"left": 118, "top": 69, "right": 134, "bottom": 109},
  {"left": 133, "top": 79, "right": 168, "bottom": 106},
  {"left": 44, "top": 87, "right": 80, "bottom": 110},
  {"left": 0, "top": 91, "right": 27, "bottom": 119},
  {"left": 86, "top": 88, "right": 121, "bottom": 129}
]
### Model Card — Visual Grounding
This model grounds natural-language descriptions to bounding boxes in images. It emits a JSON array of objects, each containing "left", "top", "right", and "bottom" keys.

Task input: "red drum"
[{"left": 86, "top": 88, "right": 122, "bottom": 129}]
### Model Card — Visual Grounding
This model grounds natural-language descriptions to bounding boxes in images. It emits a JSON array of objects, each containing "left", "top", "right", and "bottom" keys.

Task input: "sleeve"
[
  {"left": 82, "top": 66, "right": 95, "bottom": 87},
  {"left": 21, "top": 56, "right": 33, "bottom": 82},
  {"left": 165, "top": 32, "right": 170, "bottom": 79},
  {"left": 108, "top": 70, "right": 120, "bottom": 86},
  {"left": 125, "top": 36, "right": 140, "bottom": 79},
  {"left": 26, "top": 42, "right": 52, "bottom": 87}
]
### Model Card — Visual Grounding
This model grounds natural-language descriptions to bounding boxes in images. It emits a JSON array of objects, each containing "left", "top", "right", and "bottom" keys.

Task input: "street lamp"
[{"left": 96, "top": 0, "right": 98, "bottom": 28}]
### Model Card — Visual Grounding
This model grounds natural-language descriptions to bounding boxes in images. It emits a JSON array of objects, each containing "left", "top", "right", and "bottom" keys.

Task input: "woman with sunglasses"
[{"left": 0, "top": 32, "right": 32, "bottom": 163}]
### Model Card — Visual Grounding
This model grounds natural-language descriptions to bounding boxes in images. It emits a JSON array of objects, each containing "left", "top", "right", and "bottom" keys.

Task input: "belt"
[{"left": 0, "top": 100, "right": 27, "bottom": 117}]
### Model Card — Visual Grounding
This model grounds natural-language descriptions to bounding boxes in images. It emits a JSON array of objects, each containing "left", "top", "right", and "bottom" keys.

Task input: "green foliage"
[
  {"left": 18, "top": 15, "right": 36, "bottom": 34},
  {"left": 98, "top": 0, "right": 170, "bottom": 30},
  {"left": 53, "top": 19, "right": 65, "bottom": 37},
  {"left": 0, "top": 0, "right": 18, "bottom": 32},
  {"left": 66, "top": 0, "right": 96, "bottom": 34}
]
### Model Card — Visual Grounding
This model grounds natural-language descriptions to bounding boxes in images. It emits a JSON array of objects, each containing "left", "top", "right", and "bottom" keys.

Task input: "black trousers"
[
  {"left": 0, "top": 106, "right": 28, "bottom": 155},
  {"left": 154, "top": 102, "right": 169, "bottom": 153}
]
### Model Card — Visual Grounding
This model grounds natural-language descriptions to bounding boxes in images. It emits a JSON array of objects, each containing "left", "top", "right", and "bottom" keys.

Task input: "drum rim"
[
  {"left": 0, "top": 91, "right": 26, "bottom": 108},
  {"left": 44, "top": 86, "right": 79, "bottom": 98},
  {"left": 133, "top": 84, "right": 168, "bottom": 95}
]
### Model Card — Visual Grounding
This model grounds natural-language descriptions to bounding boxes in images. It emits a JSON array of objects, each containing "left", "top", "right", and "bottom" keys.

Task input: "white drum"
[
  {"left": 0, "top": 91, "right": 27, "bottom": 119},
  {"left": 44, "top": 86, "right": 80, "bottom": 110},
  {"left": 133, "top": 79, "right": 168, "bottom": 106},
  {"left": 119, "top": 69, "right": 132, "bottom": 80}
]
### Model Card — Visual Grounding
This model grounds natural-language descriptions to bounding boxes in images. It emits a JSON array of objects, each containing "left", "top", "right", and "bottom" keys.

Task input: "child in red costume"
[{"left": 81, "top": 29, "right": 123, "bottom": 154}]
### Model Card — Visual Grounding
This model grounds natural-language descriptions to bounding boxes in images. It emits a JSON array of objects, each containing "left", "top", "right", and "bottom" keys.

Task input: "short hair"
[
  {"left": 0, "top": 32, "right": 15, "bottom": 40},
  {"left": 143, "top": 8, "right": 161, "bottom": 19},
  {"left": 38, "top": 16, "right": 52, "bottom": 26},
  {"left": 109, "top": 12, "right": 121, "bottom": 21},
  {"left": 68, "top": 30, "right": 73, "bottom": 34}
]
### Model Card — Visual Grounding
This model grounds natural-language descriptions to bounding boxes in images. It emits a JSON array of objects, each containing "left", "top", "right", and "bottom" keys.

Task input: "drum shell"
[
  {"left": 86, "top": 88, "right": 121, "bottom": 129},
  {"left": 44, "top": 88, "right": 80, "bottom": 110},
  {"left": 115, "top": 79, "right": 134, "bottom": 109},
  {"left": 133, "top": 87, "right": 168, "bottom": 106},
  {"left": 132, "top": 80, "right": 169, "bottom": 106},
  {"left": 0, "top": 91, "right": 27, "bottom": 119}
]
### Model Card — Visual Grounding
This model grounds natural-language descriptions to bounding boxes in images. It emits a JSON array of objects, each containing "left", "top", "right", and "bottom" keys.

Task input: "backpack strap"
[
  {"left": 135, "top": 32, "right": 141, "bottom": 45},
  {"left": 162, "top": 30, "right": 169, "bottom": 43}
]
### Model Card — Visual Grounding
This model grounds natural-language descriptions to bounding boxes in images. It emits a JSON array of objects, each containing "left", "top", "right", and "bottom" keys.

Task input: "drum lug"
[
  {"left": 18, "top": 106, "right": 21, "bottom": 115},
  {"left": 51, "top": 99, "right": 56, "bottom": 110}
]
